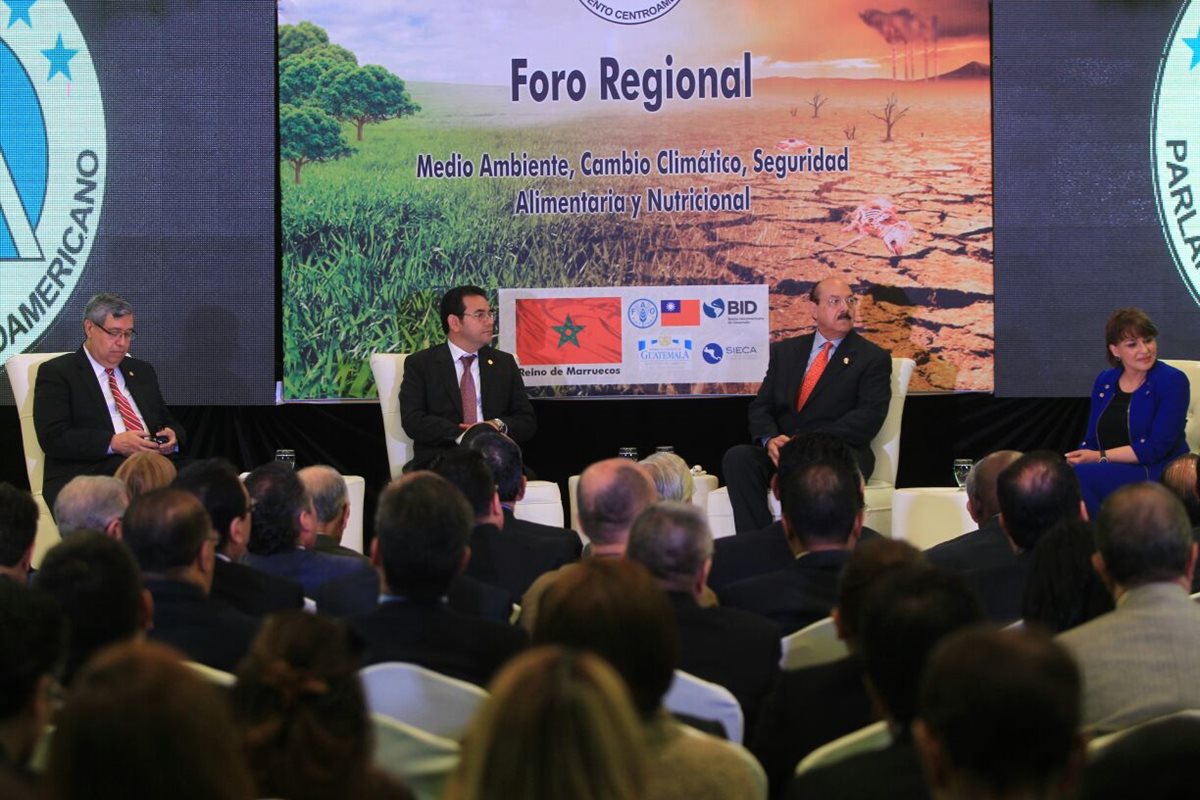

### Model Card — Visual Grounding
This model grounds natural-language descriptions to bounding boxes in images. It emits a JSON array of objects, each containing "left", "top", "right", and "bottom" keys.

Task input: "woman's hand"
[{"left": 1065, "top": 449, "right": 1100, "bottom": 465}]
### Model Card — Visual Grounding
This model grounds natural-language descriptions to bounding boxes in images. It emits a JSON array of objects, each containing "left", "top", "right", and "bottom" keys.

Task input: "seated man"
[
  {"left": 0, "top": 484, "right": 38, "bottom": 584},
  {"left": 53, "top": 476, "right": 128, "bottom": 540},
  {"left": 297, "top": 464, "right": 367, "bottom": 559},
  {"left": 925, "top": 450, "right": 1022, "bottom": 573},
  {"left": 399, "top": 285, "right": 536, "bottom": 469},
  {"left": 34, "top": 293, "right": 185, "bottom": 511},
  {"left": 723, "top": 277, "right": 891, "bottom": 532}
]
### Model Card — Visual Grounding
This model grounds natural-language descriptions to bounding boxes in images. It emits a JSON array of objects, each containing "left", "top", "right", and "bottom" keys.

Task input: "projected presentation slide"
[{"left": 279, "top": 0, "right": 994, "bottom": 400}]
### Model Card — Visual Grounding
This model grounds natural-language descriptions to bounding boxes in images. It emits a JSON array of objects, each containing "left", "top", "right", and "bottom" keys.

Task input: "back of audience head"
[
  {"left": 534, "top": 557, "right": 677, "bottom": 720},
  {"left": 776, "top": 432, "right": 861, "bottom": 490},
  {"left": 46, "top": 641, "right": 254, "bottom": 800},
  {"left": 174, "top": 458, "right": 253, "bottom": 558},
  {"left": 373, "top": 472, "right": 472, "bottom": 602},
  {"left": 966, "top": 450, "right": 1022, "bottom": 524},
  {"left": 0, "top": 483, "right": 38, "bottom": 582},
  {"left": 626, "top": 501, "right": 713, "bottom": 596},
  {"left": 1093, "top": 481, "right": 1196, "bottom": 591},
  {"left": 297, "top": 465, "right": 350, "bottom": 538},
  {"left": 122, "top": 488, "right": 215, "bottom": 586},
  {"left": 639, "top": 452, "right": 694, "bottom": 503},
  {"left": 36, "top": 533, "right": 150, "bottom": 685},
  {"left": 834, "top": 537, "right": 925, "bottom": 649},
  {"left": 431, "top": 448, "right": 500, "bottom": 524},
  {"left": 1021, "top": 520, "right": 1113, "bottom": 634},
  {"left": 1080, "top": 713, "right": 1200, "bottom": 799},
  {"left": 53, "top": 475, "right": 128, "bottom": 540},
  {"left": 996, "top": 451, "right": 1083, "bottom": 551},
  {"left": 468, "top": 431, "right": 525, "bottom": 504},
  {"left": 449, "top": 646, "right": 647, "bottom": 800},
  {"left": 915, "top": 627, "right": 1083, "bottom": 800},
  {"left": 246, "top": 461, "right": 314, "bottom": 555},
  {"left": 780, "top": 458, "right": 864, "bottom": 549},
  {"left": 114, "top": 451, "right": 178, "bottom": 498},
  {"left": 859, "top": 565, "right": 983, "bottom": 729},
  {"left": 575, "top": 458, "right": 657, "bottom": 547},
  {"left": 1161, "top": 452, "right": 1200, "bottom": 526},
  {"left": 0, "top": 580, "right": 65, "bottom": 768}
]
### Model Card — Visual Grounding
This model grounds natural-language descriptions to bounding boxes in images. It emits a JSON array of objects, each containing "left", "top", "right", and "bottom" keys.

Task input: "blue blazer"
[{"left": 1079, "top": 360, "right": 1189, "bottom": 474}]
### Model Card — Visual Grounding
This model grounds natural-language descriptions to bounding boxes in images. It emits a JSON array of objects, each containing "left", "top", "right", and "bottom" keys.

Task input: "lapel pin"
[
  {"left": 487, "top": 359, "right": 494, "bottom": 366},
  {"left": 842, "top": 357, "right": 850, "bottom": 365}
]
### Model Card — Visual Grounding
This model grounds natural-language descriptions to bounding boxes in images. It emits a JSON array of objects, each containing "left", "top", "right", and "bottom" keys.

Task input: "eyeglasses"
[
  {"left": 461, "top": 310, "right": 495, "bottom": 321},
  {"left": 94, "top": 323, "right": 138, "bottom": 341},
  {"left": 818, "top": 296, "right": 859, "bottom": 309}
]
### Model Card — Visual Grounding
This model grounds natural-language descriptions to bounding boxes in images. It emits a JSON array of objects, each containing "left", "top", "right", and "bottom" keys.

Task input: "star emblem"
[
  {"left": 1186, "top": 27, "right": 1200, "bottom": 70},
  {"left": 552, "top": 314, "right": 585, "bottom": 348},
  {"left": 3, "top": 0, "right": 36, "bottom": 29},
  {"left": 43, "top": 33, "right": 78, "bottom": 81}
]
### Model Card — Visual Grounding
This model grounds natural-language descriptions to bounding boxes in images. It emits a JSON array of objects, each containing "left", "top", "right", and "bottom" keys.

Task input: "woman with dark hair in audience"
[
  {"left": 45, "top": 640, "right": 254, "bottom": 800},
  {"left": 1022, "top": 520, "right": 1114, "bottom": 633},
  {"left": 115, "top": 451, "right": 178, "bottom": 498},
  {"left": 448, "top": 645, "right": 647, "bottom": 800},
  {"left": 231, "top": 611, "right": 412, "bottom": 800},
  {"left": 1065, "top": 307, "right": 1189, "bottom": 517}
]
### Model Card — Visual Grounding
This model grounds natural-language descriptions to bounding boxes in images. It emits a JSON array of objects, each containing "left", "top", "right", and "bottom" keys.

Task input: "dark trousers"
[{"left": 723, "top": 444, "right": 776, "bottom": 533}]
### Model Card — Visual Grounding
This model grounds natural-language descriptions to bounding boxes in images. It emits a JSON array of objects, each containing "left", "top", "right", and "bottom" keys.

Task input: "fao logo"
[
  {"left": 703, "top": 299, "right": 725, "bottom": 319},
  {"left": 577, "top": 0, "right": 683, "bottom": 25},
  {"left": 702, "top": 342, "right": 723, "bottom": 364},
  {"left": 627, "top": 297, "right": 659, "bottom": 329},
  {"left": 0, "top": 0, "right": 106, "bottom": 355}
]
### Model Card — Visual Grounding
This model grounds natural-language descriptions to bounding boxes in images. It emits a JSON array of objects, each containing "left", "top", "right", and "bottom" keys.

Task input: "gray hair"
[
  {"left": 55, "top": 476, "right": 130, "bottom": 537},
  {"left": 638, "top": 452, "right": 694, "bottom": 504},
  {"left": 297, "top": 465, "right": 347, "bottom": 524},
  {"left": 83, "top": 293, "right": 134, "bottom": 325},
  {"left": 626, "top": 502, "right": 713, "bottom": 591}
]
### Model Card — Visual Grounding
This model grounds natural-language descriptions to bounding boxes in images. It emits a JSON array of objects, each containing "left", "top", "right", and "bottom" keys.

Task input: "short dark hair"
[
  {"left": 996, "top": 451, "right": 1082, "bottom": 550},
  {"left": 0, "top": 482, "right": 38, "bottom": 568},
  {"left": 439, "top": 285, "right": 487, "bottom": 333},
  {"left": 836, "top": 537, "right": 925, "bottom": 641},
  {"left": 122, "top": 488, "right": 212, "bottom": 574},
  {"left": 36, "top": 533, "right": 144, "bottom": 685},
  {"left": 430, "top": 448, "right": 495, "bottom": 519},
  {"left": 1021, "top": 520, "right": 1113, "bottom": 633},
  {"left": 245, "top": 462, "right": 308, "bottom": 555},
  {"left": 576, "top": 461, "right": 657, "bottom": 546},
  {"left": 1161, "top": 453, "right": 1200, "bottom": 526},
  {"left": 1104, "top": 307, "right": 1157, "bottom": 367},
  {"left": 374, "top": 472, "right": 472, "bottom": 601},
  {"left": 626, "top": 502, "right": 713, "bottom": 590},
  {"left": 776, "top": 432, "right": 859, "bottom": 485},
  {"left": 781, "top": 461, "right": 863, "bottom": 546},
  {"left": 1095, "top": 482, "right": 1193, "bottom": 586},
  {"left": 173, "top": 458, "right": 248, "bottom": 550},
  {"left": 919, "top": 627, "right": 1081, "bottom": 796},
  {"left": 0, "top": 580, "right": 65, "bottom": 719},
  {"left": 469, "top": 432, "right": 524, "bottom": 502},
  {"left": 859, "top": 566, "right": 983, "bottom": 727}
]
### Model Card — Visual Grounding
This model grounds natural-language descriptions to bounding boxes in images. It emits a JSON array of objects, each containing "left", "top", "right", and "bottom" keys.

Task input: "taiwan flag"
[
  {"left": 516, "top": 297, "right": 623, "bottom": 365},
  {"left": 660, "top": 299, "right": 700, "bottom": 326}
]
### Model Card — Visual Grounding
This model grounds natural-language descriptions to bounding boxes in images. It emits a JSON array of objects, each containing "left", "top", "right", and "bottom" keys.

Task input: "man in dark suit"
[
  {"left": 173, "top": 459, "right": 304, "bottom": 617},
  {"left": 723, "top": 277, "right": 891, "bottom": 533},
  {"left": 399, "top": 285, "right": 536, "bottom": 469},
  {"left": 349, "top": 471, "right": 527, "bottom": 687},
  {"left": 121, "top": 488, "right": 258, "bottom": 673},
  {"left": 33, "top": 293, "right": 186, "bottom": 511},
  {"left": 925, "top": 450, "right": 1022, "bottom": 574},
  {"left": 297, "top": 464, "right": 368, "bottom": 559}
]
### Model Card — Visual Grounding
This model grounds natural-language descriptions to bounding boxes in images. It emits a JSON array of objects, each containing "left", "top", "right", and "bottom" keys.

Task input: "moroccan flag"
[
  {"left": 516, "top": 297, "right": 623, "bottom": 365},
  {"left": 660, "top": 299, "right": 700, "bottom": 326}
]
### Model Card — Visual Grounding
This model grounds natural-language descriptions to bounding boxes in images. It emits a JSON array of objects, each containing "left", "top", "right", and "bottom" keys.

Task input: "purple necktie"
[{"left": 460, "top": 354, "right": 478, "bottom": 425}]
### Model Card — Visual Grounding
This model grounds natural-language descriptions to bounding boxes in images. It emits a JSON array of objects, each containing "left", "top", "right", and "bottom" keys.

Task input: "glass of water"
[
  {"left": 952, "top": 458, "right": 973, "bottom": 489},
  {"left": 275, "top": 449, "right": 296, "bottom": 470},
  {"left": 618, "top": 447, "right": 639, "bottom": 460}
]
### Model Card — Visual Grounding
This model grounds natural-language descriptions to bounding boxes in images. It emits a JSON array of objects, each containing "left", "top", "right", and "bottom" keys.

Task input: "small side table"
[{"left": 891, "top": 487, "right": 974, "bottom": 550}]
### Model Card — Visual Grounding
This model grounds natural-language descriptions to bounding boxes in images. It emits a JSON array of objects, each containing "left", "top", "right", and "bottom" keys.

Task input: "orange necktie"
[{"left": 796, "top": 341, "right": 832, "bottom": 411}]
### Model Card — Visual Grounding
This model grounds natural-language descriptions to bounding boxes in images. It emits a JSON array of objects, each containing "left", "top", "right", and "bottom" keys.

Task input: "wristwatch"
[
  {"left": 492, "top": 419, "right": 508, "bottom": 434},
  {"left": 1099, "top": 449, "right": 1108, "bottom": 463}
]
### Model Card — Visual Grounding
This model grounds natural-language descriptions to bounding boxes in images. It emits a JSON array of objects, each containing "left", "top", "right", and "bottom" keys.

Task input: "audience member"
[
  {"left": 534, "top": 558, "right": 765, "bottom": 799},
  {"left": 1057, "top": 481, "right": 1200, "bottom": 732},
  {"left": 448, "top": 646, "right": 647, "bottom": 800},
  {"left": 122, "top": 488, "right": 258, "bottom": 671},
  {"left": 1078, "top": 713, "right": 1200, "bottom": 799},
  {"left": 786, "top": 566, "right": 984, "bottom": 800},
  {"left": 752, "top": 538, "right": 924, "bottom": 798},
  {"left": 1020, "top": 520, "right": 1113, "bottom": 634},
  {"left": 52, "top": 475, "right": 127, "bottom": 540},
  {"left": 297, "top": 465, "right": 363, "bottom": 558},
  {"left": 914, "top": 627, "right": 1084, "bottom": 800},
  {"left": 1160, "top": 452, "right": 1200, "bottom": 525},
  {"left": 0, "top": 483, "right": 38, "bottom": 583},
  {"left": 174, "top": 458, "right": 304, "bottom": 616},
  {"left": 0, "top": 580, "right": 64, "bottom": 787},
  {"left": 348, "top": 472, "right": 526, "bottom": 686},
  {"left": 232, "top": 612, "right": 412, "bottom": 800},
  {"left": 926, "top": 450, "right": 1022, "bottom": 573},
  {"left": 627, "top": 501, "right": 780, "bottom": 731},
  {"left": 35, "top": 533, "right": 150, "bottom": 685},
  {"left": 114, "top": 451, "right": 177, "bottom": 497},
  {"left": 640, "top": 451, "right": 695, "bottom": 503},
  {"left": 45, "top": 641, "right": 254, "bottom": 800},
  {"left": 722, "top": 456, "right": 864, "bottom": 634}
]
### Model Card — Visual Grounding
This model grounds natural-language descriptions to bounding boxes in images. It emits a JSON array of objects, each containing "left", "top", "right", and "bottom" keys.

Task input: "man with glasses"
[
  {"left": 34, "top": 293, "right": 185, "bottom": 511},
  {"left": 723, "top": 276, "right": 891, "bottom": 532},
  {"left": 399, "top": 285, "right": 536, "bottom": 469}
]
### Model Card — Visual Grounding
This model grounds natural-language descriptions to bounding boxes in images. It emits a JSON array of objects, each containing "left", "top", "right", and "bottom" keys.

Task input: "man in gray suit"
[{"left": 1058, "top": 481, "right": 1200, "bottom": 733}]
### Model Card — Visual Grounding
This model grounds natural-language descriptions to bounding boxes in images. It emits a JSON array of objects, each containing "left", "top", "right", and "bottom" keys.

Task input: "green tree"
[
  {"left": 303, "top": 43, "right": 357, "bottom": 65},
  {"left": 278, "top": 21, "right": 329, "bottom": 59},
  {"left": 279, "top": 104, "right": 353, "bottom": 184},
  {"left": 278, "top": 55, "right": 341, "bottom": 107},
  {"left": 318, "top": 64, "right": 420, "bottom": 141}
]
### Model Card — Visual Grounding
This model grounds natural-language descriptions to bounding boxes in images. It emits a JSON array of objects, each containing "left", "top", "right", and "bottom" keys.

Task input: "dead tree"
[
  {"left": 843, "top": 123, "right": 856, "bottom": 140},
  {"left": 870, "top": 94, "right": 909, "bottom": 142},
  {"left": 789, "top": 106, "right": 799, "bottom": 117},
  {"left": 807, "top": 92, "right": 828, "bottom": 118}
]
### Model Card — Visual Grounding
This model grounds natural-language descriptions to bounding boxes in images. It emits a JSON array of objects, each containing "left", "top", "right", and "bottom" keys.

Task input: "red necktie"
[
  {"left": 106, "top": 368, "right": 145, "bottom": 432},
  {"left": 796, "top": 342, "right": 833, "bottom": 411},
  {"left": 459, "top": 354, "right": 478, "bottom": 425}
]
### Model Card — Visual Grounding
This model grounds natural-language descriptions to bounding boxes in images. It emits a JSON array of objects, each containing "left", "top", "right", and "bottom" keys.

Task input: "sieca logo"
[
  {"left": 701, "top": 342, "right": 723, "bottom": 364},
  {"left": 577, "top": 0, "right": 684, "bottom": 26},
  {"left": 0, "top": 0, "right": 105, "bottom": 356}
]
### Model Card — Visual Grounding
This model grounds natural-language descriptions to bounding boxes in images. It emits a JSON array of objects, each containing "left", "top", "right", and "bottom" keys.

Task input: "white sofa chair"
[
  {"left": 1161, "top": 359, "right": 1200, "bottom": 451},
  {"left": 360, "top": 661, "right": 488, "bottom": 741}
]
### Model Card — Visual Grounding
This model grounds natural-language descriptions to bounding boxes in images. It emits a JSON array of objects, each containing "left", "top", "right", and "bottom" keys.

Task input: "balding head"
[
  {"left": 997, "top": 451, "right": 1083, "bottom": 551},
  {"left": 576, "top": 459, "right": 657, "bottom": 547},
  {"left": 297, "top": 465, "right": 348, "bottom": 538},
  {"left": 1161, "top": 453, "right": 1200, "bottom": 526},
  {"left": 626, "top": 502, "right": 714, "bottom": 596},
  {"left": 965, "top": 450, "right": 1022, "bottom": 524},
  {"left": 1095, "top": 482, "right": 1196, "bottom": 590},
  {"left": 54, "top": 476, "right": 129, "bottom": 540},
  {"left": 122, "top": 488, "right": 216, "bottom": 592}
]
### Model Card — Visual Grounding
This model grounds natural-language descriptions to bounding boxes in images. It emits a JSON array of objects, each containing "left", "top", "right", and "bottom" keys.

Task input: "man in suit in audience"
[
  {"left": 349, "top": 472, "right": 527, "bottom": 686},
  {"left": 297, "top": 464, "right": 366, "bottom": 559},
  {"left": 786, "top": 566, "right": 983, "bottom": 800},
  {"left": 926, "top": 449, "right": 1022, "bottom": 573},
  {"left": 1161, "top": 452, "right": 1200, "bottom": 592},
  {"left": 52, "top": 475, "right": 128, "bottom": 540},
  {"left": 0, "top": 484, "right": 38, "bottom": 584},
  {"left": 399, "top": 285, "right": 536, "bottom": 469},
  {"left": 752, "top": 538, "right": 924, "bottom": 799},
  {"left": 721, "top": 455, "right": 864, "bottom": 635},
  {"left": 432, "top": 449, "right": 574, "bottom": 599},
  {"left": 121, "top": 488, "right": 258, "bottom": 672},
  {"left": 173, "top": 459, "right": 304, "bottom": 617},
  {"left": 33, "top": 293, "right": 186, "bottom": 511},
  {"left": 1058, "top": 481, "right": 1200, "bottom": 733},
  {"left": 723, "top": 277, "right": 891, "bottom": 533},
  {"left": 627, "top": 501, "right": 782, "bottom": 733}
]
